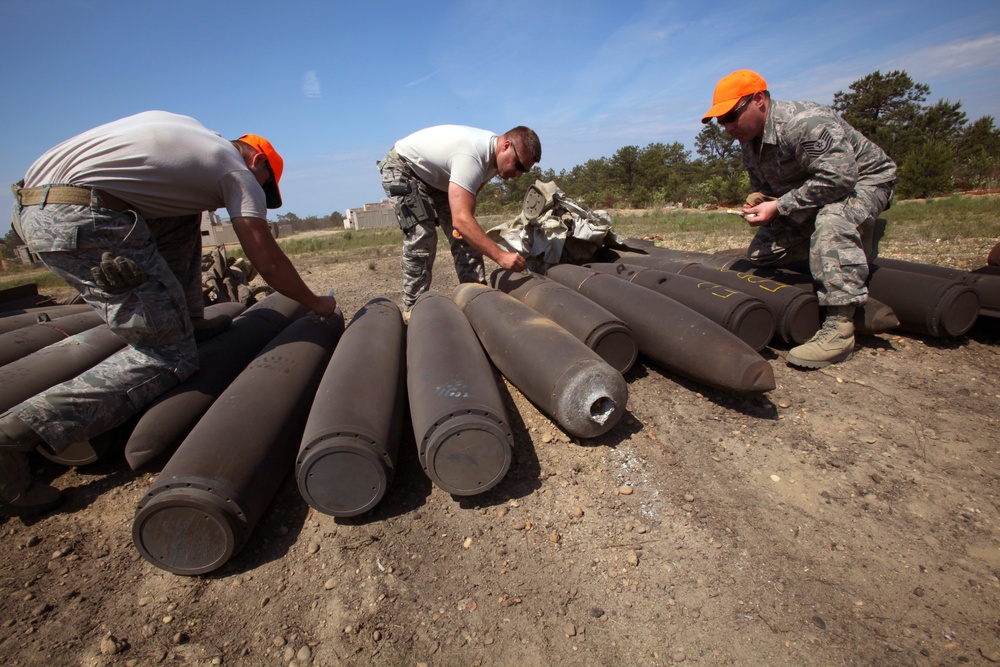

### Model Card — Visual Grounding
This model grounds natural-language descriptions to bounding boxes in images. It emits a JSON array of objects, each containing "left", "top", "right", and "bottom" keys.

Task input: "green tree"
[
  {"left": 832, "top": 70, "right": 928, "bottom": 140},
  {"left": 897, "top": 139, "right": 954, "bottom": 199},
  {"left": 695, "top": 122, "right": 739, "bottom": 163},
  {"left": 609, "top": 145, "right": 641, "bottom": 201},
  {"left": 692, "top": 123, "right": 744, "bottom": 205},
  {"left": 954, "top": 116, "right": 1000, "bottom": 189}
]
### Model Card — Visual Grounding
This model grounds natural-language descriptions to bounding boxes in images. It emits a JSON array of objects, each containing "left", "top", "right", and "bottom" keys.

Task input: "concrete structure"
[
  {"left": 345, "top": 201, "right": 396, "bottom": 230},
  {"left": 200, "top": 211, "right": 240, "bottom": 246}
]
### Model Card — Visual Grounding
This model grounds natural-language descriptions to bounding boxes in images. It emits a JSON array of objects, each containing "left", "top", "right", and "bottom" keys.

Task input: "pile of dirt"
[{"left": 2, "top": 237, "right": 998, "bottom": 667}]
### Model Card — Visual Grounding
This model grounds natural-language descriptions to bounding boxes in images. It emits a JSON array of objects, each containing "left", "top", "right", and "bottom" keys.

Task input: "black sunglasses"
[
  {"left": 510, "top": 142, "right": 528, "bottom": 173},
  {"left": 717, "top": 95, "right": 753, "bottom": 125}
]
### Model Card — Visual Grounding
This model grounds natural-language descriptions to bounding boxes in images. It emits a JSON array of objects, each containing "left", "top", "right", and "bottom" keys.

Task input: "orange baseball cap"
[
  {"left": 702, "top": 70, "right": 768, "bottom": 124},
  {"left": 238, "top": 134, "right": 284, "bottom": 208}
]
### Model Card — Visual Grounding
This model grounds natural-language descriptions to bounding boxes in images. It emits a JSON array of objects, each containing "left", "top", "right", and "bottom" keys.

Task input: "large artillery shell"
[
  {"left": 0, "top": 304, "right": 94, "bottom": 335},
  {"left": 454, "top": 283, "right": 628, "bottom": 438},
  {"left": 407, "top": 291, "right": 513, "bottom": 496},
  {"left": 609, "top": 254, "right": 820, "bottom": 345},
  {"left": 489, "top": 269, "right": 638, "bottom": 373},
  {"left": 132, "top": 313, "right": 345, "bottom": 576},
  {"left": 867, "top": 265, "right": 979, "bottom": 337},
  {"left": 544, "top": 264, "right": 775, "bottom": 394},
  {"left": 0, "top": 310, "right": 104, "bottom": 368},
  {"left": 585, "top": 262, "right": 775, "bottom": 352},
  {"left": 718, "top": 259, "right": 900, "bottom": 335},
  {"left": 125, "top": 293, "right": 308, "bottom": 471},
  {"left": 297, "top": 298, "right": 406, "bottom": 517},
  {"left": 872, "top": 257, "right": 999, "bottom": 320},
  {"left": 0, "top": 325, "right": 126, "bottom": 413}
]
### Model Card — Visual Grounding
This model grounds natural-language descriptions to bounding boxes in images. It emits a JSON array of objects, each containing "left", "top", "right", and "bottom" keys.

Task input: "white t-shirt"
[
  {"left": 394, "top": 125, "right": 499, "bottom": 195},
  {"left": 24, "top": 111, "right": 266, "bottom": 220}
]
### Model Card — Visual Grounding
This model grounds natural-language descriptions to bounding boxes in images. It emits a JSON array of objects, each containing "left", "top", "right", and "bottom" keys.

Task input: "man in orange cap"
[
  {"left": 3, "top": 111, "right": 338, "bottom": 516},
  {"left": 703, "top": 70, "right": 897, "bottom": 369}
]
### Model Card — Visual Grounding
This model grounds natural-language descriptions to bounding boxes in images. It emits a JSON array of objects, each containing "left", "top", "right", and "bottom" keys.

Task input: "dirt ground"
[{"left": 2, "top": 228, "right": 999, "bottom": 667}]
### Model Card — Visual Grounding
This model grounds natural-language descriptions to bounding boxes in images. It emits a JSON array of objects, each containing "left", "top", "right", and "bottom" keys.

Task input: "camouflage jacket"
[{"left": 741, "top": 100, "right": 897, "bottom": 217}]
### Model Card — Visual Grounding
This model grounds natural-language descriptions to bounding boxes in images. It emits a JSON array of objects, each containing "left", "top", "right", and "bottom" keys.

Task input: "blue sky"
[{"left": 2, "top": 0, "right": 998, "bottom": 233}]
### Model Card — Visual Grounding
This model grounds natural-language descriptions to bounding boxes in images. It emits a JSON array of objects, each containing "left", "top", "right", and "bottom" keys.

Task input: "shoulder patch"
[{"left": 802, "top": 128, "right": 834, "bottom": 157}]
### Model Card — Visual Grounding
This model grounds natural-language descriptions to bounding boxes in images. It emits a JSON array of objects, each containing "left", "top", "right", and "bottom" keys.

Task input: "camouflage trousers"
[
  {"left": 377, "top": 150, "right": 486, "bottom": 310},
  {"left": 748, "top": 181, "right": 895, "bottom": 307},
  {"left": 11, "top": 203, "right": 201, "bottom": 452}
]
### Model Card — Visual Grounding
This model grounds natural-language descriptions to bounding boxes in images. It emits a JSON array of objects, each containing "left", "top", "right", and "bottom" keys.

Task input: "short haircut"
[{"left": 502, "top": 126, "right": 542, "bottom": 163}]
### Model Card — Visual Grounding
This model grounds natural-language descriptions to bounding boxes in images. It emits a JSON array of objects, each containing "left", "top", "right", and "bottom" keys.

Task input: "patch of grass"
[
  {"left": 611, "top": 209, "right": 747, "bottom": 237},
  {"left": 608, "top": 195, "right": 1000, "bottom": 246},
  {"left": 880, "top": 195, "right": 1000, "bottom": 242},
  {"left": 0, "top": 268, "right": 68, "bottom": 293},
  {"left": 228, "top": 227, "right": 403, "bottom": 263}
]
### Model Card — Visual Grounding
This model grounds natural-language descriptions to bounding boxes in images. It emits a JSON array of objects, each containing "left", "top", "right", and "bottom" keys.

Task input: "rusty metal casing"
[
  {"left": 0, "top": 310, "right": 104, "bottom": 368},
  {"left": 407, "top": 291, "right": 514, "bottom": 496},
  {"left": 544, "top": 264, "right": 775, "bottom": 394},
  {"left": 125, "top": 293, "right": 309, "bottom": 471},
  {"left": 454, "top": 283, "right": 628, "bottom": 439},
  {"left": 297, "top": 298, "right": 407, "bottom": 517},
  {"left": 584, "top": 262, "right": 776, "bottom": 352},
  {"left": 489, "top": 269, "right": 638, "bottom": 374},
  {"left": 132, "top": 312, "right": 345, "bottom": 576},
  {"left": 866, "top": 264, "right": 980, "bottom": 337}
]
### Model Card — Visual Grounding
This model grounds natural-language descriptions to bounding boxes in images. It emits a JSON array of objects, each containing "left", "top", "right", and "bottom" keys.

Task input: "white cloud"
[
  {"left": 886, "top": 34, "right": 1000, "bottom": 79},
  {"left": 303, "top": 70, "right": 321, "bottom": 99},
  {"left": 405, "top": 74, "right": 433, "bottom": 88}
]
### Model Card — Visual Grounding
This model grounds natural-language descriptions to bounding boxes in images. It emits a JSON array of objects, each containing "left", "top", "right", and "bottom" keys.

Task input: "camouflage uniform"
[
  {"left": 743, "top": 100, "right": 897, "bottom": 307},
  {"left": 377, "top": 149, "right": 485, "bottom": 311},
  {"left": 10, "top": 200, "right": 201, "bottom": 452}
]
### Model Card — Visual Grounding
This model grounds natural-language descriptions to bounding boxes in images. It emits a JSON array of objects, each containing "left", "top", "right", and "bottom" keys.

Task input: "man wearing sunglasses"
[
  {"left": 2, "top": 111, "right": 338, "bottom": 516},
  {"left": 702, "top": 70, "right": 897, "bottom": 369},
  {"left": 378, "top": 125, "right": 541, "bottom": 318}
]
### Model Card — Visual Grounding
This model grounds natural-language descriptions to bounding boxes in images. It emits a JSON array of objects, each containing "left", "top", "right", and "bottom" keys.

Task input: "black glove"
[{"left": 91, "top": 252, "right": 146, "bottom": 293}]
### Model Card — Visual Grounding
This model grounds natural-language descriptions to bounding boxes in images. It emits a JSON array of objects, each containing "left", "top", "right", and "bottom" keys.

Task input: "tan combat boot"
[
  {"left": 0, "top": 413, "right": 63, "bottom": 517},
  {"left": 787, "top": 306, "right": 857, "bottom": 369}
]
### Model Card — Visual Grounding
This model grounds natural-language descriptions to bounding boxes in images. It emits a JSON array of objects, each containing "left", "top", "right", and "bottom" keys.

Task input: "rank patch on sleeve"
[{"left": 802, "top": 129, "right": 834, "bottom": 157}]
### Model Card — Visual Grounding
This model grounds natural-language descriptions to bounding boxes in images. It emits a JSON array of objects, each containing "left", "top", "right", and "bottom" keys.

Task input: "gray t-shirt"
[
  {"left": 394, "top": 125, "right": 499, "bottom": 194},
  {"left": 24, "top": 110, "right": 266, "bottom": 220}
]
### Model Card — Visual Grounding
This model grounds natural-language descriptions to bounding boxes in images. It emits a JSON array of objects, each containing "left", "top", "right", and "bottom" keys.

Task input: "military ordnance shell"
[
  {"left": 297, "top": 298, "right": 407, "bottom": 517},
  {"left": 407, "top": 291, "right": 513, "bottom": 496},
  {"left": 490, "top": 269, "right": 638, "bottom": 373},
  {"left": 407, "top": 292, "right": 513, "bottom": 495},
  {"left": 0, "top": 310, "right": 104, "bottom": 368},
  {"left": 125, "top": 293, "right": 309, "bottom": 471},
  {"left": 614, "top": 244, "right": 738, "bottom": 270},
  {"left": 544, "top": 264, "right": 775, "bottom": 394},
  {"left": 132, "top": 312, "right": 345, "bottom": 576},
  {"left": 585, "top": 262, "right": 775, "bottom": 352},
  {"left": 872, "top": 256, "right": 999, "bottom": 319},
  {"left": 0, "top": 304, "right": 94, "bottom": 335},
  {"left": 716, "top": 259, "right": 900, "bottom": 335},
  {"left": 609, "top": 254, "right": 820, "bottom": 345},
  {"left": 867, "top": 265, "right": 979, "bottom": 337},
  {"left": 454, "top": 283, "right": 628, "bottom": 438},
  {"left": 0, "top": 325, "right": 126, "bottom": 413}
]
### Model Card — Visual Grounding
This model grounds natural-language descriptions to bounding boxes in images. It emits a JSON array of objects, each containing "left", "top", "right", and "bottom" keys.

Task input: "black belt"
[{"left": 16, "top": 185, "right": 134, "bottom": 212}]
